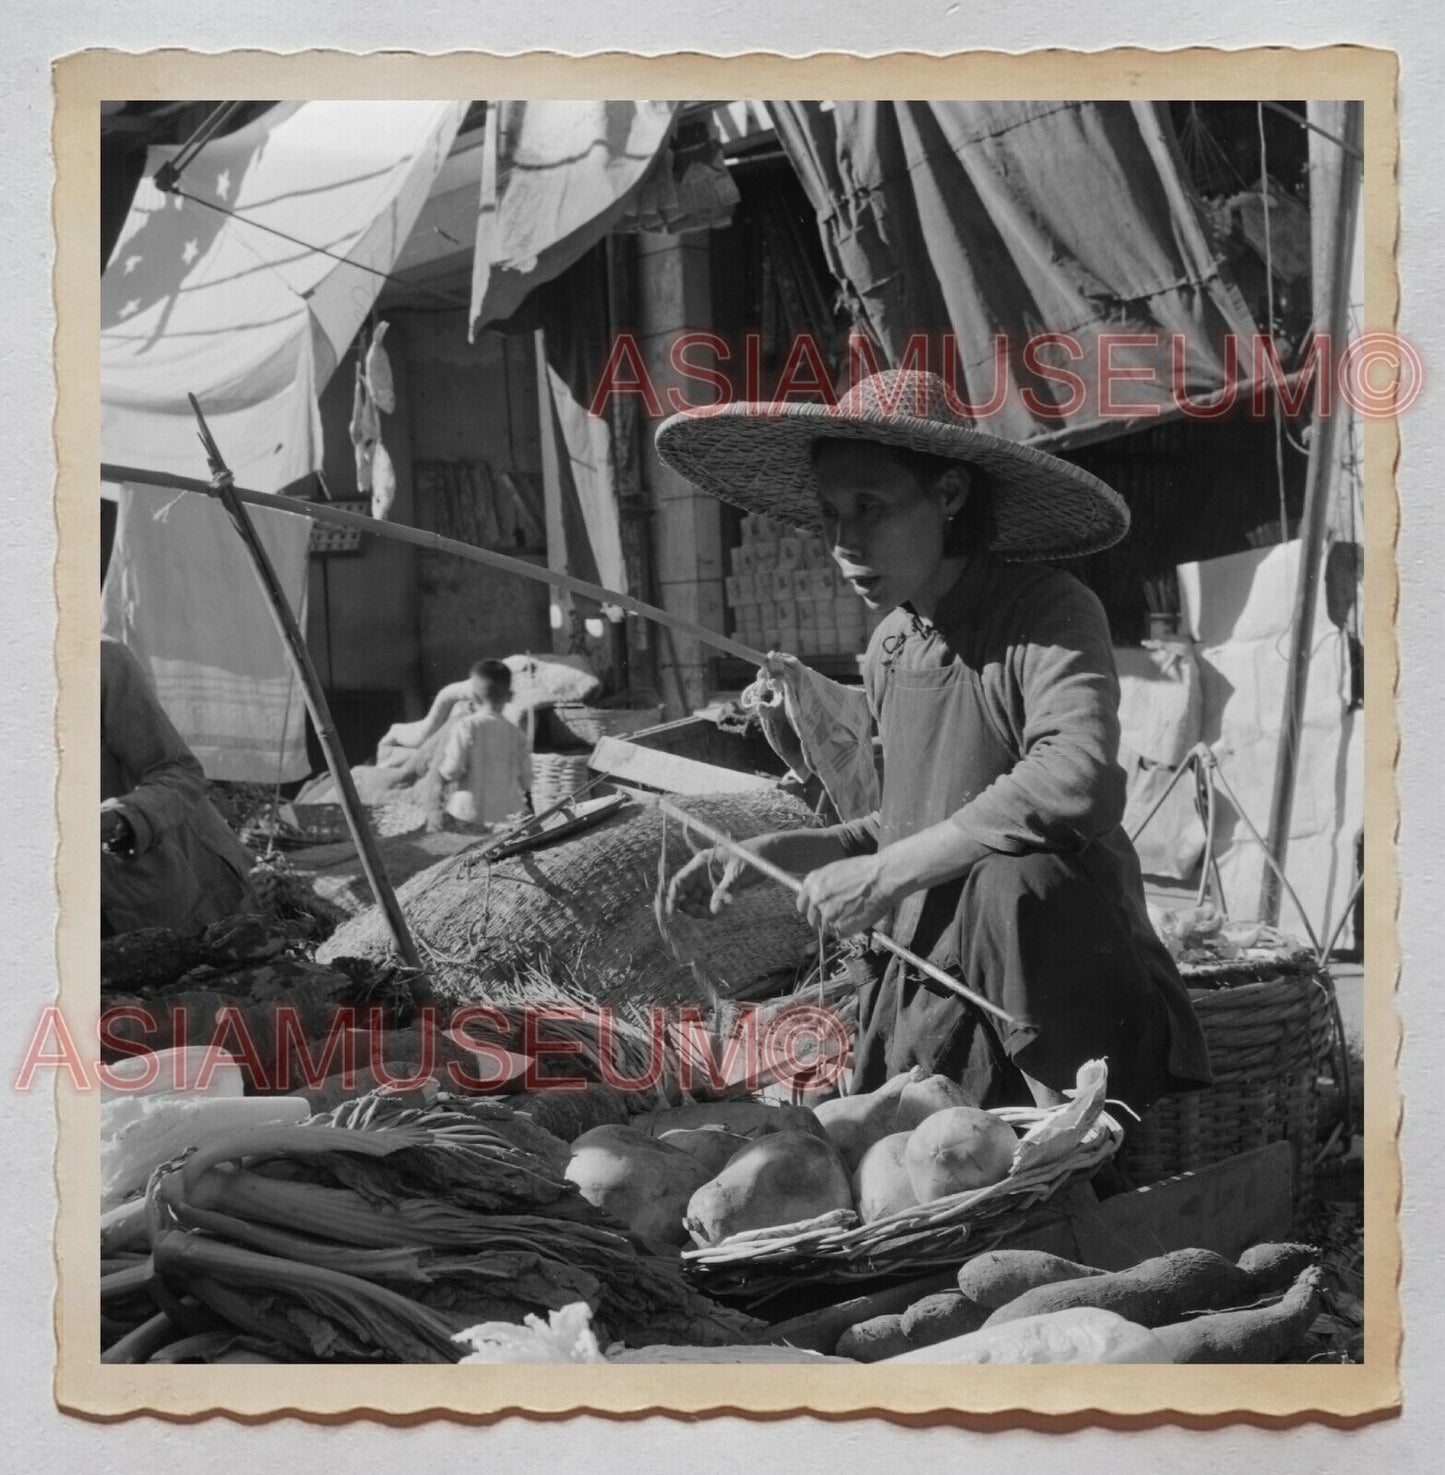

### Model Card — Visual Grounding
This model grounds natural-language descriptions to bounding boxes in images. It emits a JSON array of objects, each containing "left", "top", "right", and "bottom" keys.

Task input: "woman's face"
[{"left": 814, "top": 440, "right": 959, "bottom": 612}]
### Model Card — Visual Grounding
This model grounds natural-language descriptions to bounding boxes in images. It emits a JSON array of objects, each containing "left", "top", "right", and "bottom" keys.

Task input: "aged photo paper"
[{"left": 52, "top": 46, "right": 1402, "bottom": 1423}]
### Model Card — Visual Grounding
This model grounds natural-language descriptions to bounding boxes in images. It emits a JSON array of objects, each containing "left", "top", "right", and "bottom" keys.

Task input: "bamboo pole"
[
  {"left": 101, "top": 461, "right": 771, "bottom": 668},
  {"left": 653, "top": 796, "right": 1019, "bottom": 1028},
  {"left": 182, "top": 398, "right": 426, "bottom": 982},
  {"left": 1258, "top": 102, "right": 1364, "bottom": 925}
]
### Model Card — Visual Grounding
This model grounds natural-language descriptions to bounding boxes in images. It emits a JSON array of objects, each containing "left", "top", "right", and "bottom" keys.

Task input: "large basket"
[
  {"left": 529, "top": 752, "right": 593, "bottom": 812},
  {"left": 550, "top": 700, "right": 665, "bottom": 748},
  {"left": 1117, "top": 956, "right": 1335, "bottom": 1207},
  {"left": 682, "top": 1071, "right": 1123, "bottom": 1298}
]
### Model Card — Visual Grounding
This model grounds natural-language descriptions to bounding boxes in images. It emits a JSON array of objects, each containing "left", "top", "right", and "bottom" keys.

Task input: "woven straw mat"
[{"left": 316, "top": 791, "right": 822, "bottom": 1006}]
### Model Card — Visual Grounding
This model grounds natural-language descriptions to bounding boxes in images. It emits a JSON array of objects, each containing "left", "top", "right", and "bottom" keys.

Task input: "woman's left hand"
[{"left": 796, "top": 854, "right": 898, "bottom": 937}]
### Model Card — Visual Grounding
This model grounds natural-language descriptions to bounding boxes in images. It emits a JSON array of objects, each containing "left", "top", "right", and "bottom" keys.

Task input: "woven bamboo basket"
[
  {"left": 528, "top": 752, "right": 593, "bottom": 813},
  {"left": 682, "top": 1083, "right": 1123, "bottom": 1296},
  {"left": 317, "top": 791, "right": 821, "bottom": 1006},
  {"left": 549, "top": 700, "right": 665, "bottom": 748},
  {"left": 1117, "top": 955, "right": 1335, "bottom": 1207}
]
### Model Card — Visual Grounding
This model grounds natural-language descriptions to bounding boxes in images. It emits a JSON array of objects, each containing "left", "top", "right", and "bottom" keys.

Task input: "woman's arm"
[
  {"left": 954, "top": 579, "right": 1126, "bottom": 854},
  {"left": 796, "top": 579, "right": 1124, "bottom": 936},
  {"left": 101, "top": 642, "right": 208, "bottom": 856}
]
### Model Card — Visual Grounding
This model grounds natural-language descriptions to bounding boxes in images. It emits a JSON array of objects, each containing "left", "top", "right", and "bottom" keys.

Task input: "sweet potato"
[
  {"left": 685, "top": 1130, "right": 853, "bottom": 1247},
  {"left": 1152, "top": 1267, "right": 1326, "bottom": 1363},
  {"left": 900, "top": 1291, "right": 990, "bottom": 1346},
  {"left": 984, "top": 1248, "right": 1269, "bottom": 1329},
  {"left": 1235, "top": 1242, "right": 1320, "bottom": 1295},
  {"left": 835, "top": 1312, "right": 914, "bottom": 1362},
  {"left": 955, "top": 1249, "right": 1104, "bottom": 1309}
]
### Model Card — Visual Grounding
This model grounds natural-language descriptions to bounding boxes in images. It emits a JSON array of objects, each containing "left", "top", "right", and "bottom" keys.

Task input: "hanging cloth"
[
  {"left": 772, "top": 100, "right": 1259, "bottom": 447},
  {"left": 101, "top": 486, "right": 313, "bottom": 783}
]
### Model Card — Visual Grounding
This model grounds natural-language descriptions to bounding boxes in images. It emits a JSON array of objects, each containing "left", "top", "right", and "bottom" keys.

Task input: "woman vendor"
[{"left": 660, "top": 369, "right": 1211, "bottom": 1116}]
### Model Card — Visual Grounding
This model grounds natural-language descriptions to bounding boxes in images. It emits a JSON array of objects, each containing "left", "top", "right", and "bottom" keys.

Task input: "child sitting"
[{"left": 437, "top": 659, "right": 534, "bottom": 828}]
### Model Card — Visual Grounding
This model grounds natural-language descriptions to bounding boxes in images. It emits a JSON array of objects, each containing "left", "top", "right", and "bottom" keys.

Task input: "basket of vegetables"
[
  {"left": 682, "top": 1060, "right": 1120, "bottom": 1293},
  {"left": 548, "top": 1059, "right": 1121, "bottom": 1299}
]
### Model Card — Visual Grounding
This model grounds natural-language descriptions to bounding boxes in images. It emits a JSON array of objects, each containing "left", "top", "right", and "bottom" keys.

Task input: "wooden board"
[{"left": 590, "top": 735, "right": 779, "bottom": 795}]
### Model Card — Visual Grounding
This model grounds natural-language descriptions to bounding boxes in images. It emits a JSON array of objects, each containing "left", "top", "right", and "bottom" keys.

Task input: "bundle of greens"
[{"left": 129, "top": 1096, "right": 760, "bottom": 1363}]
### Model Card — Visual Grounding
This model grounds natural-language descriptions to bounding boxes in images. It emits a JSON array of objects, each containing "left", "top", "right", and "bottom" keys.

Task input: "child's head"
[{"left": 469, "top": 658, "right": 513, "bottom": 710}]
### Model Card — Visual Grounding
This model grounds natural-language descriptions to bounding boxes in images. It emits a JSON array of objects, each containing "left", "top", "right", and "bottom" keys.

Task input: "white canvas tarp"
[
  {"left": 101, "top": 102, "right": 466, "bottom": 781},
  {"left": 102, "top": 100, "right": 467, "bottom": 491},
  {"left": 1181, "top": 539, "right": 1362, "bottom": 947}
]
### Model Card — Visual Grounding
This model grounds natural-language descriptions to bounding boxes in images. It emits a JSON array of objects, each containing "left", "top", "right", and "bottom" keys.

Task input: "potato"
[
  {"left": 685, "top": 1130, "right": 854, "bottom": 1247},
  {"left": 565, "top": 1124, "right": 711, "bottom": 1247},
  {"left": 658, "top": 1125, "right": 752, "bottom": 1178},
  {"left": 904, "top": 1106, "right": 1018, "bottom": 1202},
  {"left": 852, "top": 1131, "right": 920, "bottom": 1222},
  {"left": 813, "top": 1070, "right": 913, "bottom": 1174}
]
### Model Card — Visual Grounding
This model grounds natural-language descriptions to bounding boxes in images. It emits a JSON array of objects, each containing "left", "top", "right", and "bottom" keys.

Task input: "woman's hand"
[
  {"left": 795, "top": 853, "right": 898, "bottom": 936},
  {"left": 101, "top": 808, "right": 135, "bottom": 855},
  {"left": 666, "top": 835, "right": 778, "bottom": 918}
]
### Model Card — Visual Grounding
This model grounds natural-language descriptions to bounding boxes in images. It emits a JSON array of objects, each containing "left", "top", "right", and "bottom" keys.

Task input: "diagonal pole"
[
  {"left": 655, "top": 796, "right": 1019, "bottom": 1029},
  {"left": 186, "top": 395, "right": 427, "bottom": 987}
]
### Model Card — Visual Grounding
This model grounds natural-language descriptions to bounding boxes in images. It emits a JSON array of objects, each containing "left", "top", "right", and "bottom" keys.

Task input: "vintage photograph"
[{"left": 55, "top": 50, "right": 1398, "bottom": 1419}]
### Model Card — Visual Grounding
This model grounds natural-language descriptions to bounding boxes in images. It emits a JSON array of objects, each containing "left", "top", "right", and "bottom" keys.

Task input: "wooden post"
[
  {"left": 186, "top": 397, "right": 427, "bottom": 982},
  {"left": 1258, "top": 103, "right": 1363, "bottom": 925}
]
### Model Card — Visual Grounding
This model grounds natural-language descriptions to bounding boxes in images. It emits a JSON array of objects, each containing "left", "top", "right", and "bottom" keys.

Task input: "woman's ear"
[{"left": 936, "top": 464, "right": 973, "bottom": 520}]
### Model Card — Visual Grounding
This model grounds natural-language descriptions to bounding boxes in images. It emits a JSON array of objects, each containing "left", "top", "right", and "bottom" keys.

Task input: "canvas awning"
[
  {"left": 772, "top": 100, "right": 1261, "bottom": 447},
  {"left": 102, "top": 100, "right": 468, "bottom": 492},
  {"left": 101, "top": 102, "right": 466, "bottom": 782},
  {"left": 469, "top": 101, "right": 680, "bottom": 338}
]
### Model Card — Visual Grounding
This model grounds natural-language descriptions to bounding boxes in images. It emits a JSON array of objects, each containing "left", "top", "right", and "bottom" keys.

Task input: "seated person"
[
  {"left": 101, "top": 636, "right": 257, "bottom": 936},
  {"left": 436, "top": 660, "right": 534, "bottom": 829}
]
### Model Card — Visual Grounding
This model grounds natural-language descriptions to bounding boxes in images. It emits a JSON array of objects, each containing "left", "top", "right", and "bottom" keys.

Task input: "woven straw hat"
[{"left": 655, "top": 368, "right": 1130, "bottom": 561}]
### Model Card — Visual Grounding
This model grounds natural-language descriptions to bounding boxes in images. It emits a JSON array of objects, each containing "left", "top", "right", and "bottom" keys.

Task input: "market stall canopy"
[
  {"left": 772, "top": 101, "right": 1260, "bottom": 448},
  {"left": 101, "top": 101, "right": 466, "bottom": 783},
  {"left": 468, "top": 101, "right": 680, "bottom": 337},
  {"left": 101, "top": 100, "right": 468, "bottom": 493}
]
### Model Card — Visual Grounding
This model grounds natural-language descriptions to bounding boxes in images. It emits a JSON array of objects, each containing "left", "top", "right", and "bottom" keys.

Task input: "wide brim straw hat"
[{"left": 655, "top": 367, "right": 1130, "bottom": 561}]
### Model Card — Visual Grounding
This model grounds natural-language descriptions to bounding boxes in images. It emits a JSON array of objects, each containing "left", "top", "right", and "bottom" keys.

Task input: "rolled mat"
[{"left": 316, "top": 791, "right": 822, "bottom": 1006}]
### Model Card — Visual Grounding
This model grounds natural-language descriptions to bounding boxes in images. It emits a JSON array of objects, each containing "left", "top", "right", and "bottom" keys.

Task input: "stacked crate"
[{"left": 723, "top": 515, "right": 884, "bottom": 656}]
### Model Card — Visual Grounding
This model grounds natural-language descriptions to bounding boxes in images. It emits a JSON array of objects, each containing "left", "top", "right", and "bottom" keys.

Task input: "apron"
[{"left": 849, "top": 643, "right": 1026, "bottom": 1103}]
